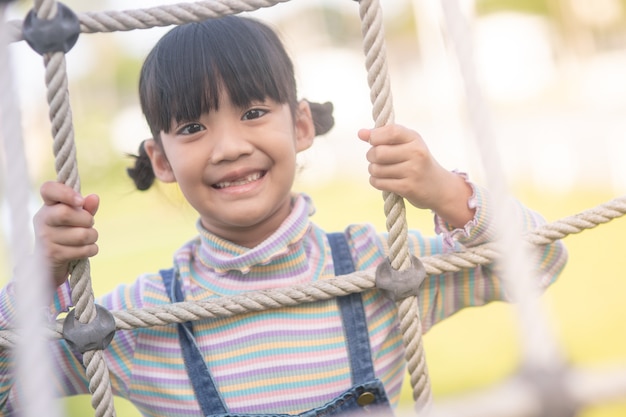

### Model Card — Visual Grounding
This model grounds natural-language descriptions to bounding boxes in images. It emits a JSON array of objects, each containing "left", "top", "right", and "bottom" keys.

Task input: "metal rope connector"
[
  {"left": 375, "top": 255, "right": 426, "bottom": 301},
  {"left": 22, "top": 2, "right": 80, "bottom": 55},
  {"left": 62, "top": 304, "right": 116, "bottom": 353}
]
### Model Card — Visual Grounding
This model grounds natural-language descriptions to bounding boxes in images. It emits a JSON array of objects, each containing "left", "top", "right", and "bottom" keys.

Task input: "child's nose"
[{"left": 209, "top": 127, "right": 254, "bottom": 163}]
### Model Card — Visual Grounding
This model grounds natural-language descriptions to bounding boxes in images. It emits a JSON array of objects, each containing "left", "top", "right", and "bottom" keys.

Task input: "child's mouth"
[{"left": 212, "top": 171, "right": 266, "bottom": 189}]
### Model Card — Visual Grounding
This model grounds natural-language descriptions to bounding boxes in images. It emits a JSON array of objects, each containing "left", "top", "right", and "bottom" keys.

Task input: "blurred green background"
[{"left": 3, "top": 0, "right": 626, "bottom": 416}]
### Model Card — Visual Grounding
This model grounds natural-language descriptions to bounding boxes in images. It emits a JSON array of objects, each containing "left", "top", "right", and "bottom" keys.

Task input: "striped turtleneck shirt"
[{"left": 0, "top": 187, "right": 568, "bottom": 416}]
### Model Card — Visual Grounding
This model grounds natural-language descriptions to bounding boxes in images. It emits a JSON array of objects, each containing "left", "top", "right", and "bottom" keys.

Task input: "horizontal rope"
[
  {"left": 7, "top": 0, "right": 290, "bottom": 43},
  {"left": 428, "top": 365, "right": 626, "bottom": 417},
  {"left": 1, "top": 193, "right": 624, "bottom": 348}
]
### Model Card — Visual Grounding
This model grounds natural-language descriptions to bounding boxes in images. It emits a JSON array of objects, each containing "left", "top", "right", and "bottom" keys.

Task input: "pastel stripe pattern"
[{"left": 0, "top": 189, "right": 568, "bottom": 416}]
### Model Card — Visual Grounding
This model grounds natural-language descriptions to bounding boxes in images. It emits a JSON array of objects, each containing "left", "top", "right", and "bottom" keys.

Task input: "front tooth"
[{"left": 216, "top": 172, "right": 261, "bottom": 188}]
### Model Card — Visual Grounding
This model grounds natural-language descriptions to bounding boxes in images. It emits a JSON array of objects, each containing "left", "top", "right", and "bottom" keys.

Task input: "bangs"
[{"left": 139, "top": 16, "right": 296, "bottom": 137}]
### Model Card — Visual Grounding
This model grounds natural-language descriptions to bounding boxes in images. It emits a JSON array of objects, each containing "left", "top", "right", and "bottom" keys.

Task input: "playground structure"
[{"left": 1, "top": 0, "right": 626, "bottom": 416}]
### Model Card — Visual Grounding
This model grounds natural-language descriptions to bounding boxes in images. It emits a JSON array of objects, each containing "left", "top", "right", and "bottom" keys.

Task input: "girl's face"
[{"left": 145, "top": 93, "right": 314, "bottom": 248}]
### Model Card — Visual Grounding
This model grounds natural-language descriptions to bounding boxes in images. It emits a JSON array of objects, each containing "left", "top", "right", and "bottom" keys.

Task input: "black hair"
[{"left": 128, "top": 15, "right": 334, "bottom": 191}]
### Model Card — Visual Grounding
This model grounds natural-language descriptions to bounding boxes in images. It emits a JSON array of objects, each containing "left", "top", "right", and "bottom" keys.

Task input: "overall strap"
[
  {"left": 160, "top": 268, "right": 229, "bottom": 415},
  {"left": 326, "top": 233, "right": 377, "bottom": 384}
]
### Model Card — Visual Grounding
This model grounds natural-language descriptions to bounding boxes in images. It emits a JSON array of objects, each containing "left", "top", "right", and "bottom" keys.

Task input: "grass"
[{"left": 4, "top": 177, "right": 626, "bottom": 416}]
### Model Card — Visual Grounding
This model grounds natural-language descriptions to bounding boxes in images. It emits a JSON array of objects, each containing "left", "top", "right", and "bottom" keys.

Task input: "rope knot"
[
  {"left": 22, "top": 2, "right": 80, "bottom": 55},
  {"left": 62, "top": 304, "right": 116, "bottom": 353},
  {"left": 375, "top": 255, "right": 426, "bottom": 301}
]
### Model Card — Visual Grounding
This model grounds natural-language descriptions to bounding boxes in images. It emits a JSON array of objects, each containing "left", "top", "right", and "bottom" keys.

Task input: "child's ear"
[
  {"left": 144, "top": 139, "right": 176, "bottom": 183},
  {"left": 295, "top": 100, "right": 315, "bottom": 152}
]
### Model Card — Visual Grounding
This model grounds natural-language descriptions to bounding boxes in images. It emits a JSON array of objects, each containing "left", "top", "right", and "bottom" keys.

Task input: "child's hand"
[
  {"left": 33, "top": 181, "right": 100, "bottom": 287},
  {"left": 358, "top": 124, "right": 474, "bottom": 228}
]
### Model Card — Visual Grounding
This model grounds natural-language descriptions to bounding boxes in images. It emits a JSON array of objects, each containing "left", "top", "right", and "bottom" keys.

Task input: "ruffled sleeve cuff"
[{"left": 433, "top": 171, "right": 497, "bottom": 250}]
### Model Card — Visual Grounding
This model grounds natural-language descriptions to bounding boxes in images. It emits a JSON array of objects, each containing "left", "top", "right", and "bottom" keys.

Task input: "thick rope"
[
  {"left": 427, "top": 363, "right": 626, "bottom": 417},
  {"left": 34, "top": 0, "right": 115, "bottom": 414},
  {"left": 439, "top": 1, "right": 575, "bottom": 415},
  {"left": 7, "top": 0, "right": 290, "bottom": 43},
  {"left": 0, "top": 4, "right": 59, "bottom": 417},
  {"left": 358, "top": 0, "right": 432, "bottom": 410},
  {"left": 1, "top": 193, "right": 624, "bottom": 347}
]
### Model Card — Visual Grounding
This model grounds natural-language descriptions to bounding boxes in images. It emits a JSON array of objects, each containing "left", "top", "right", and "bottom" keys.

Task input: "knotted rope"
[
  {"left": 31, "top": 0, "right": 115, "bottom": 414},
  {"left": 1, "top": 194, "right": 624, "bottom": 348},
  {"left": 6, "top": 0, "right": 290, "bottom": 42},
  {"left": 358, "top": 0, "right": 431, "bottom": 409},
  {"left": 439, "top": 1, "right": 581, "bottom": 415},
  {"left": 4, "top": 0, "right": 626, "bottom": 416}
]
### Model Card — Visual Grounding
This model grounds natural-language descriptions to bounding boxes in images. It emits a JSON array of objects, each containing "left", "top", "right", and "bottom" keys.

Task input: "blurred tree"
[
  {"left": 476, "top": 0, "right": 551, "bottom": 16},
  {"left": 476, "top": 0, "right": 626, "bottom": 56}
]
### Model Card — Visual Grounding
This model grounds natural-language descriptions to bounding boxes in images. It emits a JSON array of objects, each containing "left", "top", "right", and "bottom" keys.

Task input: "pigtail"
[
  {"left": 306, "top": 100, "right": 335, "bottom": 136},
  {"left": 127, "top": 140, "right": 156, "bottom": 191}
]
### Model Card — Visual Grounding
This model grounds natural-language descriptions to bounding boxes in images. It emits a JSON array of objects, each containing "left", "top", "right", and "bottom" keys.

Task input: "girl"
[{"left": 0, "top": 15, "right": 567, "bottom": 417}]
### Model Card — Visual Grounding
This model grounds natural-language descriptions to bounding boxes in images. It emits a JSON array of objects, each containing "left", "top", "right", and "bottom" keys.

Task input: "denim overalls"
[{"left": 161, "top": 233, "right": 394, "bottom": 416}]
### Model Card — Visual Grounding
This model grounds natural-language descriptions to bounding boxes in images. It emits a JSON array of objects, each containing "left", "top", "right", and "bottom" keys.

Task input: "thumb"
[
  {"left": 83, "top": 194, "right": 100, "bottom": 216},
  {"left": 357, "top": 128, "right": 372, "bottom": 143}
]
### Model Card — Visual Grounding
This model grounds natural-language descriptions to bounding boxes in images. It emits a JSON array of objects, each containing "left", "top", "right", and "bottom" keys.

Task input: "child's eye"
[
  {"left": 177, "top": 123, "right": 205, "bottom": 135},
  {"left": 242, "top": 109, "right": 267, "bottom": 121}
]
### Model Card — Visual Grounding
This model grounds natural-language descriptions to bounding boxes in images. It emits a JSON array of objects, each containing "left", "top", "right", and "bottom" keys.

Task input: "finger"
[
  {"left": 43, "top": 203, "right": 96, "bottom": 229},
  {"left": 357, "top": 128, "right": 372, "bottom": 143},
  {"left": 367, "top": 124, "right": 417, "bottom": 147},
  {"left": 367, "top": 176, "right": 411, "bottom": 198},
  {"left": 368, "top": 160, "right": 415, "bottom": 180},
  {"left": 82, "top": 194, "right": 100, "bottom": 216},
  {"left": 40, "top": 181, "right": 83, "bottom": 207},
  {"left": 47, "top": 226, "right": 99, "bottom": 248},
  {"left": 368, "top": 141, "right": 427, "bottom": 166},
  {"left": 366, "top": 145, "right": 403, "bottom": 165},
  {"left": 45, "top": 241, "right": 99, "bottom": 263}
]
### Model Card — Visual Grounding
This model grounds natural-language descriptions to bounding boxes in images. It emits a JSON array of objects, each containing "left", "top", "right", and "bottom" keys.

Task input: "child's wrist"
[{"left": 432, "top": 170, "right": 475, "bottom": 229}]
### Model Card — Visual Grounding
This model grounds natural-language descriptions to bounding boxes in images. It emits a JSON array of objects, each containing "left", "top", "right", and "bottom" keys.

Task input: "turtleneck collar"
[{"left": 192, "top": 193, "right": 316, "bottom": 275}]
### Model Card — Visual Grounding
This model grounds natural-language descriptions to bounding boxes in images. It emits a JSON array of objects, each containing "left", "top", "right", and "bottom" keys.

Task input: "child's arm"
[
  {"left": 357, "top": 124, "right": 474, "bottom": 228},
  {"left": 0, "top": 182, "right": 102, "bottom": 410},
  {"left": 407, "top": 183, "right": 567, "bottom": 330},
  {"left": 0, "top": 278, "right": 143, "bottom": 411},
  {"left": 358, "top": 124, "right": 568, "bottom": 329}
]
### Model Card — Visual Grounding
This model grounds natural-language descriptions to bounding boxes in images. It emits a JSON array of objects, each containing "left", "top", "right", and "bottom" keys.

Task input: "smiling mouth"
[{"left": 213, "top": 171, "right": 266, "bottom": 189}]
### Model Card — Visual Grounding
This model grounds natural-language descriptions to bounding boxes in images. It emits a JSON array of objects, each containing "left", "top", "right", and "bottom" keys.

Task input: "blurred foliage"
[
  {"left": 111, "top": 55, "right": 143, "bottom": 104},
  {"left": 476, "top": 0, "right": 552, "bottom": 16},
  {"left": 318, "top": 5, "right": 363, "bottom": 47}
]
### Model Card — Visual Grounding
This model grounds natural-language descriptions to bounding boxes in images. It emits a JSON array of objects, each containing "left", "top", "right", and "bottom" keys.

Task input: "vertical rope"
[
  {"left": 32, "top": 0, "right": 116, "bottom": 415},
  {"left": 0, "top": 3, "right": 60, "bottom": 416},
  {"left": 357, "top": 0, "right": 432, "bottom": 410},
  {"left": 440, "top": 0, "right": 566, "bottom": 381}
]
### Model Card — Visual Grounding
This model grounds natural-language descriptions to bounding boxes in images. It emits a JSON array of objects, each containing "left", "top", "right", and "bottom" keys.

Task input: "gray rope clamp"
[
  {"left": 375, "top": 256, "right": 426, "bottom": 301},
  {"left": 22, "top": 2, "right": 80, "bottom": 55},
  {"left": 519, "top": 364, "right": 579, "bottom": 417},
  {"left": 62, "top": 305, "right": 116, "bottom": 353}
]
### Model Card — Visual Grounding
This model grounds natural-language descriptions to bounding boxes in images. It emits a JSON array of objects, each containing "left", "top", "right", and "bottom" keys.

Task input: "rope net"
[{"left": 1, "top": 0, "right": 625, "bottom": 416}]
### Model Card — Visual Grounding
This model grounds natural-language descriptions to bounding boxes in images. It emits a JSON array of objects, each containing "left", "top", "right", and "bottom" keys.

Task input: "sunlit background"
[{"left": 2, "top": 0, "right": 626, "bottom": 415}]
